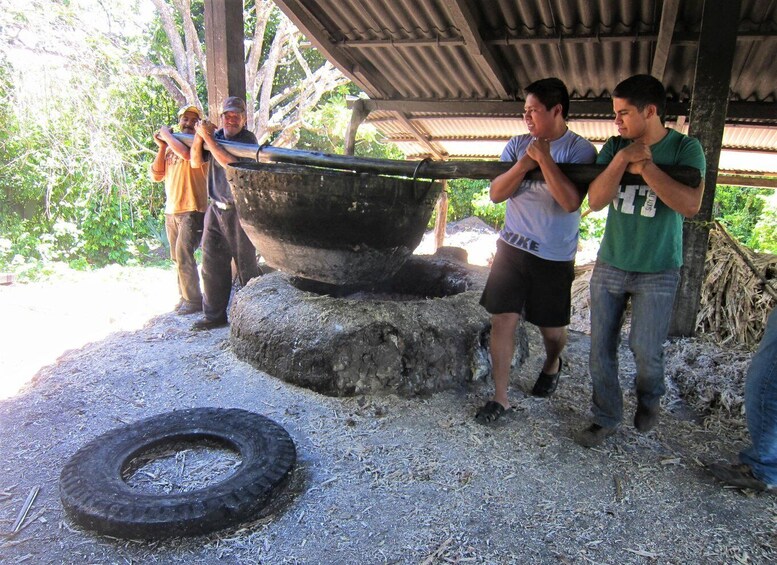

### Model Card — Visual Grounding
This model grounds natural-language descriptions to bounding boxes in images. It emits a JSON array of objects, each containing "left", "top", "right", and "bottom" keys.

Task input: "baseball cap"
[
  {"left": 221, "top": 96, "right": 247, "bottom": 115},
  {"left": 177, "top": 105, "right": 203, "bottom": 119}
]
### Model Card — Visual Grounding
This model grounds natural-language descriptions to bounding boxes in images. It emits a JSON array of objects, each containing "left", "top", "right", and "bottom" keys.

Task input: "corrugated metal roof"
[
  {"left": 275, "top": 0, "right": 777, "bottom": 176},
  {"left": 278, "top": 0, "right": 776, "bottom": 102}
]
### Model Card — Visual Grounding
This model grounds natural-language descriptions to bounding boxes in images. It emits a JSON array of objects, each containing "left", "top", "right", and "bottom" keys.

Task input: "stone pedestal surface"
[{"left": 230, "top": 255, "right": 528, "bottom": 397}]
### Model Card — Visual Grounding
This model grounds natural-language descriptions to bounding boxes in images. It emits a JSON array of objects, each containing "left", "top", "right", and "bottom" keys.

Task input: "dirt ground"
[{"left": 0, "top": 224, "right": 775, "bottom": 564}]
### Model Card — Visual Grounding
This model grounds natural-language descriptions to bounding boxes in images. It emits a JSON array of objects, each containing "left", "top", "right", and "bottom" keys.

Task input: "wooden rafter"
[
  {"left": 348, "top": 99, "right": 776, "bottom": 123},
  {"left": 717, "top": 175, "right": 777, "bottom": 189},
  {"left": 651, "top": 0, "right": 681, "bottom": 80},
  {"left": 393, "top": 112, "right": 446, "bottom": 160},
  {"left": 335, "top": 31, "right": 776, "bottom": 48},
  {"left": 272, "top": 0, "right": 398, "bottom": 97},
  {"left": 445, "top": 0, "right": 515, "bottom": 98}
]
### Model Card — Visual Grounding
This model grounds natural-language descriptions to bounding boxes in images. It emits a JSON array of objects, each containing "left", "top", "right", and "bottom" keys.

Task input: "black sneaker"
[
  {"left": 573, "top": 423, "right": 616, "bottom": 448},
  {"left": 707, "top": 462, "right": 773, "bottom": 492},
  {"left": 634, "top": 403, "right": 659, "bottom": 432},
  {"left": 192, "top": 316, "right": 228, "bottom": 331}
]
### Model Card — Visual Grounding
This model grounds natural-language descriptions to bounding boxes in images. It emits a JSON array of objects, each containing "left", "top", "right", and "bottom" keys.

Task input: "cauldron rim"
[
  {"left": 229, "top": 160, "right": 435, "bottom": 183},
  {"left": 226, "top": 160, "right": 442, "bottom": 285}
]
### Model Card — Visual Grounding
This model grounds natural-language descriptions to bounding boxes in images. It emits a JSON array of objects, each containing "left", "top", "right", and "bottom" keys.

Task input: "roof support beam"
[
  {"left": 335, "top": 32, "right": 776, "bottom": 48},
  {"left": 651, "top": 0, "right": 680, "bottom": 80},
  {"left": 383, "top": 134, "right": 777, "bottom": 155},
  {"left": 393, "top": 112, "right": 446, "bottom": 160},
  {"left": 445, "top": 0, "right": 515, "bottom": 98},
  {"left": 671, "top": 0, "right": 742, "bottom": 337},
  {"left": 717, "top": 175, "right": 777, "bottom": 189},
  {"left": 350, "top": 99, "right": 776, "bottom": 123},
  {"left": 203, "top": 0, "right": 246, "bottom": 119},
  {"left": 273, "top": 0, "right": 398, "bottom": 98},
  {"left": 344, "top": 99, "right": 370, "bottom": 156}
]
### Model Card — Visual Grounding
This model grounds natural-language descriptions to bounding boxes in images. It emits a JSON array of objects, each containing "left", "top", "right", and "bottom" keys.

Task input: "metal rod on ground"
[
  {"left": 11, "top": 486, "right": 39, "bottom": 534},
  {"left": 173, "top": 133, "right": 702, "bottom": 187}
]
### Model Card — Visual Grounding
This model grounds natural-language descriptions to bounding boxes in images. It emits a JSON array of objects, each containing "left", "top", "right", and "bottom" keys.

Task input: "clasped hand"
[
  {"left": 620, "top": 142, "right": 652, "bottom": 174},
  {"left": 153, "top": 125, "right": 174, "bottom": 147},
  {"left": 194, "top": 119, "right": 217, "bottom": 139},
  {"left": 525, "top": 137, "right": 551, "bottom": 164}
]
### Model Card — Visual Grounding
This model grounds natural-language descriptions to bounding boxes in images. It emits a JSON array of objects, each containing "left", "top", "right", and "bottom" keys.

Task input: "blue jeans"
[
  {"left": 740, "top": 308, "right": 777, "bottom": 486},
  {"left": 588, "top": 260, "right": 680, "bottom": 428}
]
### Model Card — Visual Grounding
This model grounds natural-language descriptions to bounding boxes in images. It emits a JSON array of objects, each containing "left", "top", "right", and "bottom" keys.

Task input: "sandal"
[
  {"left": 475, "top": 400, "right": 507, "bottom": 425},
  {"left": 532, "top": 357, "right": 563, "bottom": 397}
]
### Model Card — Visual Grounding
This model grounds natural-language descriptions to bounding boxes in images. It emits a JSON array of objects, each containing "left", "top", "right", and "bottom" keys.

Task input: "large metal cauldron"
[{"left": 226, "top": 162, "right": 442, "bottom": 285}]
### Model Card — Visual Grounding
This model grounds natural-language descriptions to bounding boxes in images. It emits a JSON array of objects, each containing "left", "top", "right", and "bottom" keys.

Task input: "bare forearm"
[
  {"left": 536, "top": 157, "right": 584, "bottom": 212},
  {"left": 161, "top": 134, "right": 191, "bottom": 161},
  {"left": 150, "top": 145, "right": 166, "bottom": 182},
  {"left": 190, "top": 136, "right": 205, "bottom": 168},
  {"left": 588, "top": 156, "right": 628, "bottom": 211},
  {"left": 640, "top": 162, "right": 704, "bottom": 217},
  {"left": 490, "top": 158, "right": 533, "bottom": 203}
]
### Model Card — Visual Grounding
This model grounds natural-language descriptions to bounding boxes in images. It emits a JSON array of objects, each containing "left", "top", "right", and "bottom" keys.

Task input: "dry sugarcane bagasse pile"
[
  {"left": 696, "top": 220, "right": 777, "bottom": 349},
  {"left": 667, "top": 221, "right": 776, "bottom": 432}
]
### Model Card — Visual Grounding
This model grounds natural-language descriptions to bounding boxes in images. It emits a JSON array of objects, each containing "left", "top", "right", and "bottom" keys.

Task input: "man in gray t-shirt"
[
  {"left": 190, "top": 96, "right": 260, "bottom": 330},
  {"left": 475, "top": 78, "right": 597, "bottom": 425}
]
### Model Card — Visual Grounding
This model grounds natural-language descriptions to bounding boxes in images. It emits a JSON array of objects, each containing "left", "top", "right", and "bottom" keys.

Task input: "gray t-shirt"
[
  {"left": 206, "top": 128, "right": 258, "bottom": 204},
  {"left": 499, "top": 128, "right": 597, "bottom": 261}
]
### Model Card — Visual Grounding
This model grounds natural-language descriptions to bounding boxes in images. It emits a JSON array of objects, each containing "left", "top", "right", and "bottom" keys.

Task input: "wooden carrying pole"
[{"left": 174, "top": 133, "right": 702, "bottom": 187}]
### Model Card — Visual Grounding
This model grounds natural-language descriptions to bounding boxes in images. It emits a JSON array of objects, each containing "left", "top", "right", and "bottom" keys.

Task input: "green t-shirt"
[{"left": 597, "top": 129, "right": 706, "bottom": 272}]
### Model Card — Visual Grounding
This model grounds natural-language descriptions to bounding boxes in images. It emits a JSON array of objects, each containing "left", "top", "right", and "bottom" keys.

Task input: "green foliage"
[
  {"left": 750, "top": 192, "right": 777, "bottom": 254},
  {"left": 444, "top": 178, "right": 482, "bottom": 220},
  {"left": 0, "top": 60, "right": 48, "bottom": 235},
  {"left": 426, "top": 178, "right": 504, "bottom": 230},
  {"left": 579, "top": 202, "right": 607, "bottom": 241},
  {"left": 296, "top": 94, "right": 404, "bottom": 159},
  {"left": 1, "top": 1, "right": 352, "bottom": 275},
  {"left": 471, "top": 185, "right": 504, "bottom": 229},
  {"left": 713, "top": 185, "right": 769, "bottom": 247},
  {"left": 79, "top": 195, "right": 128, "bottom": 264},
  {"left": 0, "top": 55, "right": 170, "bottom": 272}
]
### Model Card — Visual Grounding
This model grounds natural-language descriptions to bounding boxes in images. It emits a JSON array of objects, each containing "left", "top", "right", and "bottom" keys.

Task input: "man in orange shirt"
[{"left": 150, "top": 105, "right": 209, "bottom": 315}]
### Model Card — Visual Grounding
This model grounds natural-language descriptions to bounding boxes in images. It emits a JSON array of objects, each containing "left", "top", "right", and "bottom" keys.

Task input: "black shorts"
[{"left": 480, "top": 239, "right": 575, "bottom": 327}]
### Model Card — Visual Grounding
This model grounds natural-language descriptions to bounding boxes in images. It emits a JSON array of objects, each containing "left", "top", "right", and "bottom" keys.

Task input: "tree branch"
[{"left": 150, "top": 0, "right": 189, "bottom": 80}]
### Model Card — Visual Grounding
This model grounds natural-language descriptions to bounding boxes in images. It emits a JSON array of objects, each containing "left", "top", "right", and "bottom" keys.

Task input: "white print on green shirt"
[{"left": 612, "top": 185, "right": 658, "bottom": 218}]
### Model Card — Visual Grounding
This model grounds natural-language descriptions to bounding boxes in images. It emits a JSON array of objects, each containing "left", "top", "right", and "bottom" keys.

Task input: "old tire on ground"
[{"left": 59, "top": 407, "right": 296, "bottom": 539}]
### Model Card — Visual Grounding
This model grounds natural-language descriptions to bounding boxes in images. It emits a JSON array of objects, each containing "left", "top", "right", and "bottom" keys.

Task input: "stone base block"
[{"left": 229, "top": 255, "right": 528, "bottom": 397}]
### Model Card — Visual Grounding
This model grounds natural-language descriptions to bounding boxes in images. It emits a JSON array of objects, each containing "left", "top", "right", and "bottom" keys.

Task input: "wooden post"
[
  {"left": 345, "top": 98, "right": 370, "bottom": 156},
  {"left": 434, "top": 181, "right": 449, "bottom": 249},
  {"left": 670, "top": 0, "right": 741, "bottom": 337},
  {"left": 203, "top": 0, "right": 246, "bottom": 120}
]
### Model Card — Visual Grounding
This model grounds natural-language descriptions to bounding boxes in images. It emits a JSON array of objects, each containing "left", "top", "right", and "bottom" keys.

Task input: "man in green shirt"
[{"left": 575, "top": 74, "right": 706, "bottom": 447}]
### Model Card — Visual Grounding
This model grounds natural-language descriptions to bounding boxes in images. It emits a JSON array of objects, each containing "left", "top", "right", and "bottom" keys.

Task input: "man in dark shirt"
[{"left": 190, "top": 96, "right": 260, "bottom": 330}]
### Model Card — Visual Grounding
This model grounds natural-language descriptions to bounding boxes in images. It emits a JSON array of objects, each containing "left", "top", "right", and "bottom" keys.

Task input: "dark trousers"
[
  {"left": 165, "top": 212, "right": 205, "bottom": 304},
  {"left": 201, "top": 205, "right": 259, "bottom": 321}
]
